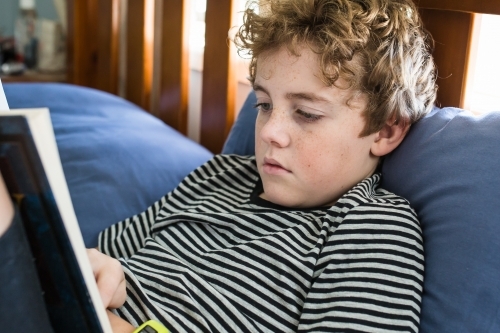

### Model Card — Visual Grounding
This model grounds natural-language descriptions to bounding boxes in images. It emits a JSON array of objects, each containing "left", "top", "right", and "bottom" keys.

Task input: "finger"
[
  {"left": 107, "top": 310, "right": 135, "bottom": 332},
  {"left": 108, "top": 279, "right": 128, "bottom": 309},
  {"left": 97, "top": 260, "right": 126, "bottom": 308},
  {"left": 87, "top": 249, "right": 126, "bottom": 308}
]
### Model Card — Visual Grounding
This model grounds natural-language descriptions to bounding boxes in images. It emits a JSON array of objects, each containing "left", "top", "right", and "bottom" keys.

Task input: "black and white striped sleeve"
[
  {"left": 97, "top": 155, "right": 232, "bottom": 259},
  {"left": 98, "top": 195, "right": 168, "bottom": 259},
  {"left": 298, "top": 202, "right": 424, "bottom": 333}
]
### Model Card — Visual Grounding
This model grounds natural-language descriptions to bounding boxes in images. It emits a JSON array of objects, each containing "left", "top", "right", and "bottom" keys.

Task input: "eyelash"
[
  {"left": 253, "top": 102, "right": 272, "bottom": 112},
  {"left": 253, "top": 103, "right": 323, "bottom": 123},
  {"left": 296, "top": 109, "right": 322, "bottom": 123}
]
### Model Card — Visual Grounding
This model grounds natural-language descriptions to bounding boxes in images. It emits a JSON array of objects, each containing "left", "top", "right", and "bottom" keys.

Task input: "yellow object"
[{"left": 132, "top": 320, "right": 170, "bottom": 333}]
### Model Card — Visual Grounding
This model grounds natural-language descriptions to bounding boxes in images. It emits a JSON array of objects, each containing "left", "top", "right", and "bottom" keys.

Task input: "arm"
[
  {"left": 98, "top": 156, "right": 223, "bottom": 260},
  {"left": 98, "top": 195, "right": 168, "bottom": 259}
]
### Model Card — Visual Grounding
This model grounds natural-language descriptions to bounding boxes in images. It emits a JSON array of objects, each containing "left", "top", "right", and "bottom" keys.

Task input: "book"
[
  {"left": 0, "top": 86, "right": 113, "bottom": 332},
  {"left": 0, "top": 79, "right": 8, "bottom": 110}
]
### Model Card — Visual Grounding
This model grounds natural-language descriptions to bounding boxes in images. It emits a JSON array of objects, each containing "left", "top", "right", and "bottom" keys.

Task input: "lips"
[{"left": 262, "top": 157, "right": 291, "bottom": 174}]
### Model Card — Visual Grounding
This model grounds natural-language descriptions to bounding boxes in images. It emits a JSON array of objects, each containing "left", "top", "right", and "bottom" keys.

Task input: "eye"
[
  {"left": 254, "top": 102, "right": 273, "bottom": 112},
  {"left": 297, "top": 109, "right": 322, "bottom": 123}
]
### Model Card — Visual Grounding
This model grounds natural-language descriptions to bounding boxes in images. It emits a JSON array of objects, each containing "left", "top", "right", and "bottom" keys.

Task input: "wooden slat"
[
  {"left": 125, "top": 0, "right": 153, "bottom": 111},
  {"left": 157, "top": 0, "right": 190, "bottom": 134},
  {"left": 200, "top": 0, "right": 237, "bottom": 154},
  {"left": 65, "top": 0, "right": 75, "bottom": 82},
  {"left": 420, "top": 9, "right": 474, "bottom": 108},
  {"left": 67, "top": 0, "right": 119, "bottom": 94},
  {"left": 66, "top": 0, "right": 94, "bottom": 86},
  {"left": 417, "top": 0, "right": 500, "bottom": 15},
  {"left": 95, "top": 0, "right": 120, "bottom": 94}
]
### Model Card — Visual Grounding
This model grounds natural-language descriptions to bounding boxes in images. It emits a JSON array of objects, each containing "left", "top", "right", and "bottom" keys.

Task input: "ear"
[{"left": 370, "top": 119, "right": 410, "bottom": 157}]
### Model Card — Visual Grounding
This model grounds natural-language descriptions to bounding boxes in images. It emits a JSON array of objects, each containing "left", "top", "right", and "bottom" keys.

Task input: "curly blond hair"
[{"left": 233, "top": 0, "right": 437, "bottom": 135}]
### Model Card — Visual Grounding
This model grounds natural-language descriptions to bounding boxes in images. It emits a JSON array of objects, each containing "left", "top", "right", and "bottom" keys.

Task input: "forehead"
[
  {"left": 254, "top": 46, "right": 367, "bottom": 108},
  {"left": 256, "top": 46, "right": 319, "bottom": 78}
]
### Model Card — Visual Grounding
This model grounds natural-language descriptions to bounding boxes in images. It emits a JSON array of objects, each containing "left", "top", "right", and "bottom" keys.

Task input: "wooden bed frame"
[{"left": 65, "top": 0, "right": 500, "bottom": 154}]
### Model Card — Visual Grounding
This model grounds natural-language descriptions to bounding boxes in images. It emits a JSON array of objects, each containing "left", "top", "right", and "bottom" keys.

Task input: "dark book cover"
[
  {"left": 0, "top": 115, "right": 104, "bottom": 333},
  {"left": 0, "top": 208, "right": 53, "bottom": 333}
]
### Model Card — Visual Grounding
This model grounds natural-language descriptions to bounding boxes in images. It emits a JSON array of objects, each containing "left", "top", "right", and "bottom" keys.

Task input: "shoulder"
[
  {"left": 342, "top": 174, "right": 419, "bottom": 220},
  {"left": 181, "top": 154, "right": 257, "bottom": 183},
  {"left": 194, "top": 154, "right": 256, "bottom": 176},
  {"left": 174, "top": 154, "right": 259, "bottom": 196},
  {"left": 338, "top": 174, "right": 422, "bottom": 243}
]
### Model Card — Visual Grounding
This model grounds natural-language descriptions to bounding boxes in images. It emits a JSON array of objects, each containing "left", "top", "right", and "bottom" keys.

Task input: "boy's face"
[{"left": 254, "top": 46, "right": 380, "bottom": 208}]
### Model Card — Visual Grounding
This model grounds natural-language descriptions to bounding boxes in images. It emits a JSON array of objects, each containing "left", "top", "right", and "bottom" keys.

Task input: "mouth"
[{"left": 262, "top": 157, "right": 291, "bottom": 175}]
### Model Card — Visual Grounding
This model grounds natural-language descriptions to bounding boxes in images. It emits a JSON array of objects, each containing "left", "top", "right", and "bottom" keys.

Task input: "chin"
[
  {"left": 262, "top": 187, "right": 288, "bottom": 205},
  {"left": 263, "top": 187, "right": 306, "bottom": 208},
  {"left": 264, "top": 186, "right": 339, "bottom": 208}
]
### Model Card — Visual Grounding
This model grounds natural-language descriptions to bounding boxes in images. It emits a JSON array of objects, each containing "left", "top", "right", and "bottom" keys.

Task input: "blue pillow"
[
  {"left": 225, "top": 92, "right": 500, "bottom": 332},
  {"left": 222, "top": 91, "right": 256, "bottom": 155},
  {"left": 5, "top": 83, "right": 212, "bottom": 247},
  {"left": 381, "top": 107, "right": 500, "bottom": 333}
]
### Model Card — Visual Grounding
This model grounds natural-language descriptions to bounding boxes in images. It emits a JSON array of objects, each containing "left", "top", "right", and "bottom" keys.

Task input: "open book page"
[
  {"left": 0, "top": 108, "right": 113, "bottom": 333},
  {"left": 0, "top": 79, "right": 9, "bottom": 110}
]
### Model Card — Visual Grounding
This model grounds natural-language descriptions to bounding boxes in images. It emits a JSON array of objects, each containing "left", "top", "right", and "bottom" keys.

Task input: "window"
[
  {"left": 464, "top": 14, "right": 500, "bottom": 114},
  {"left": 186, "top": 0, "right": 252, "bottom": 142}
]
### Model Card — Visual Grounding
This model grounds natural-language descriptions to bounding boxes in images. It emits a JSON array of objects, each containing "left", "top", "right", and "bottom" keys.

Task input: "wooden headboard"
[
  {"left": 65, "top": 0, "right": 500, "bottom": 154},
  {"left": 417, "top": 0, "right": 500, "bottom": 111}
]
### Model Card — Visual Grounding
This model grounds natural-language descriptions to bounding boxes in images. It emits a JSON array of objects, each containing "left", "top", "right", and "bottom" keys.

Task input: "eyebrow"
[{"left": 253, "top": 83, "right": 332, "bottom": 104}]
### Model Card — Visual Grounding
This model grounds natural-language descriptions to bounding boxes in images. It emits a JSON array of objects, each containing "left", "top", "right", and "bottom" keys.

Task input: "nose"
[{"left": 258, "top": 108, "right": 291, "bottom": 148}]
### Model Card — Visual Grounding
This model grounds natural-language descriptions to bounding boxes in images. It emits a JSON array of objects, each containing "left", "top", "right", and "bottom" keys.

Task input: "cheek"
[
  {"left": 254, "top": 115, "right": 263, "bottom": 137},
  {"left": 294, "top": 133, "right": 328, "bottom": 170},
  {"left": 254, "top": 121, "right": 265, "bottom": 152},
  {"left": 294, "top": 132, "right": 351, "bottom": 178}
]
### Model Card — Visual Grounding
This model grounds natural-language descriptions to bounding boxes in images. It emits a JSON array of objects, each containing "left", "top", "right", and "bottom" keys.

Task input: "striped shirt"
[{"left": 99, "top": 154, "right": 424, "bottom": 333}]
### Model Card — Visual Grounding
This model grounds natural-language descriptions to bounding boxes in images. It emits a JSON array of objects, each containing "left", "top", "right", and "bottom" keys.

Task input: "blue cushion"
[
  {"left": 5, "top": 83, "right": 212, "bottom": 247},
  {"left": 222, "top": 91, "right": 256, "bottom": 155},
  {"left": 381, "top": 107, "right": 500, "bottom": 333},
  {"left": 224, "top": 93, "right": 500, "bottom": 332}
]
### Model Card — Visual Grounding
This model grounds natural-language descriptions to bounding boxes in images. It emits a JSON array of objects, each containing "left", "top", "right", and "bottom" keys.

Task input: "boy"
[{"left": 92, "top": 0, "right": 437, "bottom": 332}]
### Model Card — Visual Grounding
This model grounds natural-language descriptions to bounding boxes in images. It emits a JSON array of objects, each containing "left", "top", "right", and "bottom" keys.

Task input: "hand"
[
  {"left": 87, "top": 248, "right": 127, "bottom": 309},
  {"left": 107, "top": 310, "right": 135, "bottom": 333}
]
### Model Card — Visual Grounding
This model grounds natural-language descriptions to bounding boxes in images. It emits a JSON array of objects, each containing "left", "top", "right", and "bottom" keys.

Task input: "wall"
[
  {"left": 0, "top": 0, "right": 59, "bottom": 37},
  {"left": 0, "top": 0, "right": 18, "bottom": 37}
]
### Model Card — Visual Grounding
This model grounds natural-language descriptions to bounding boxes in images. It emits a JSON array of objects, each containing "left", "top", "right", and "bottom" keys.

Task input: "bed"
[
  {"left": 4, "top": 0, "right": 500, "bottom": 332},
  {"left": 5, "top": 80, "right": 500, "bottom": 333}
]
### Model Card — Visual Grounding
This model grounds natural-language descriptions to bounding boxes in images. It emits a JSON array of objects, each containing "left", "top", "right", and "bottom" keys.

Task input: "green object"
[{"left": 133, "top": 320, "right": 170, "bottom": 333}]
